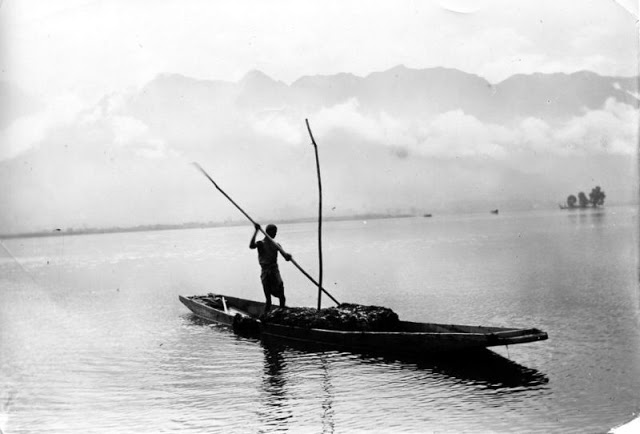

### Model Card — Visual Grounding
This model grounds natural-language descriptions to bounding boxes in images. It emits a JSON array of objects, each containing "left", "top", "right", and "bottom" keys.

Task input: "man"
[{"left": 249, "top": 223, "right": 291, "bottom": 311}]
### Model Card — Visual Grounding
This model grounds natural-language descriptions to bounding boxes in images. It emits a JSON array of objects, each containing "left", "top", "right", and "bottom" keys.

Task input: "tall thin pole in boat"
[
  {"left": 192, "top": 162, "right": 340, "bottom": 306},
  {"left": 306, "top": 119, "right": 323, "bottom": 310}
]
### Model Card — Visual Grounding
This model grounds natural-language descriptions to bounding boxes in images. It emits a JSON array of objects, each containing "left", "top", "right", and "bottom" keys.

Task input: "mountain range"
[
  {"left": 1, "top": 65, "right": 638, "bottom": 234},
  {"left": 127, "top": 65, "right": 638, "bottom": 129},
  {"left": 3, "top": 65, "right": 637, "bottom": 143}
]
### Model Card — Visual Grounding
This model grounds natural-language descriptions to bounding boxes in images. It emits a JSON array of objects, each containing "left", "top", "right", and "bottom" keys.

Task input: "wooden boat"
[{"left": 179, "top": 294, "right": 548, "bottom": 354}]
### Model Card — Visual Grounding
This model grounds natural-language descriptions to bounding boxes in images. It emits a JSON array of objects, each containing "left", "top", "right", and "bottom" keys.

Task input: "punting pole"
[
  {"left": 305, "top": 119, "right": 324, "bottom": 310},
  {"left": 192, "top": 162, "right": 340, "bottom": 306}
]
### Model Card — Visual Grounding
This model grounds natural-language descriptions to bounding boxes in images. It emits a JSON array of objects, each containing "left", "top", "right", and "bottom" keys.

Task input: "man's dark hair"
[{"left": 265, "top": 224, "right": 277, "bottom": 237}]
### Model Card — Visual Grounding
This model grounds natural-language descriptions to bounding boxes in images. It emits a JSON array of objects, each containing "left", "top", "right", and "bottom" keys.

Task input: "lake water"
[{"left": 1, "top": 206, "right": 639, "bottom": 433}]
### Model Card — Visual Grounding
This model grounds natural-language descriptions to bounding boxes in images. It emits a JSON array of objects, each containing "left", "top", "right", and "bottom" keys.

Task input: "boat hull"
[{"left": 179, "top": 294, "right": 548, "bottom": 354}]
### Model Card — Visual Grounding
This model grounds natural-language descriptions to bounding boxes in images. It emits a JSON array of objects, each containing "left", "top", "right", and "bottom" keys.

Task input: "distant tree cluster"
[{"left": 564, "top": 186, "right": 606, "bottom": 208}]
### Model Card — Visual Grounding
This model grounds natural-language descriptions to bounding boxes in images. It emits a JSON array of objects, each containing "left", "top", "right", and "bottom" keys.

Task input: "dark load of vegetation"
[
  {"left": 233, "top": 313, "right": 261, "bottom": 335},
  {"left": 260, "top": 303, "right": 400, "bottom": 332}
]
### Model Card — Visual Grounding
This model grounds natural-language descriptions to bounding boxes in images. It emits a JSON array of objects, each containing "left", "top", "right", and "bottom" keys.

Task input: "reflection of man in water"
[{"left": 250, "top": 223, "right": 291, "bottom": 311}]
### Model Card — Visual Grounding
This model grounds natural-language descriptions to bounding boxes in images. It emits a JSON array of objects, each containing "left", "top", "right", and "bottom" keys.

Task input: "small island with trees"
[{"left": 559, "top": 186, "right": 606, "bottom": 209}]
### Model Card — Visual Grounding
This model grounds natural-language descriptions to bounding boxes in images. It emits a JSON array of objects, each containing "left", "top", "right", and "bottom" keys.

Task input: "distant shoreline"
[
  {"left": 3, "top": 203, "right": 637, "bottom": 240},
  {"left": 0, "top": 213, "right": 414, "bottom": 240}
]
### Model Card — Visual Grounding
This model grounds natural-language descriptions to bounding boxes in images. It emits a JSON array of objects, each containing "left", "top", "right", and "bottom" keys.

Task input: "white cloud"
[
  {"left": 311, "top": 99, "right": 422, "bottom": 150},
  {"left": 554, "top": 98, "right": 638, "bottom": 155},
  {"left": 111, "top": 116, "right": 149, "bottom": 147},
  {"left": 133, "top": 141, "right": 175, "bottom": 160},
  {"left": 240, "top": 95, "right": 638, "bottom": 162},
  {"left": 0, "top": 93, "right": 85, "bottom": 160},
  {"left": 248, "top": 111, "right": 304, "bottom": 146},
  {"left": 313, "top": 98, "right": 385, "bottom": 142},
  {"left": 516, "top": 117, "right": 553, "bottom": 152},
  {"left": 0, "top": 88, "right": 177, "bottom": 162},
  {"left": 309, "top": 98, "right": 638, "bottom": 159},
  {"left": 414, "top": 110, "right": 510, "bottom": 159},
  {"left": 106, "top": 114, "right": 174, "bottom": 159}
]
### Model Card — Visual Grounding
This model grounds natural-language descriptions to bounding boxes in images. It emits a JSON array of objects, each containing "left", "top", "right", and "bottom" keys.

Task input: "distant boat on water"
[
  {"left": 490, "top": 209, "right": 499, "bottom": 214},
  {"left": 423, "top": 213, "right": 432, "bottom": 218}
]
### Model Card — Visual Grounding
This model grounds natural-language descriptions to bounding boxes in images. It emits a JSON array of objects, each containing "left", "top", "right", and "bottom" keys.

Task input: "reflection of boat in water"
[
  {"left": 183, "top": 311, "right": 548, "bottom": 393},
  {"left": 179, "top": 294, "right": 548, "bottom": 354},
  {"left": 259, "top": 332, "right": 549, "bottom": 391},
  {"left": 254, "top": 340, "right": 548, "bottom": 433},
  {"left": 405, "top": 348, "right": 548, "bottom": 389}
]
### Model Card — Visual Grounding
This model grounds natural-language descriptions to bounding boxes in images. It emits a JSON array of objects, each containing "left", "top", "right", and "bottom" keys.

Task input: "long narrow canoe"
[{"left": 179, "top": 294, "right": 548, "bottom": 354}]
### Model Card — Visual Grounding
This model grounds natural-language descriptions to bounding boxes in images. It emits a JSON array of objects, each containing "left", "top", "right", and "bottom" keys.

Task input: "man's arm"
[
  {"left": 249, "top": 223, "right": 260, "bottom": 249},
  {"left": 277, "top": 243, "right": 292, "bottom": 261}
]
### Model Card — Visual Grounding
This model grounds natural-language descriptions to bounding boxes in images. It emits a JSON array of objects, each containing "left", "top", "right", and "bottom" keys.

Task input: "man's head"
[{"left": 265, "top": 224, "right": 278, "bottom": 238}]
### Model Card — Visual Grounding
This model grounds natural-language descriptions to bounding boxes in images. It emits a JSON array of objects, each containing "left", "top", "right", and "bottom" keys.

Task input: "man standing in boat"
[{"left": 250, "top": 223, "right": 291, "bottom": 311}]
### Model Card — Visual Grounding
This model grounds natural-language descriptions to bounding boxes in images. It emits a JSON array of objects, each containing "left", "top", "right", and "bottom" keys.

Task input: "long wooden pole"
[
  {"left": 192, "top": 162, "right": 340, "bottom": 306},
  {"left": 305, "top": 119, "right": 323, "bottom": 310}
]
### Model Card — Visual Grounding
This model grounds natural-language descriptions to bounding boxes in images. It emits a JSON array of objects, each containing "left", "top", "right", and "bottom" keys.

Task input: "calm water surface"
[{"left": 1, "top": 207, "right": 639, "bottom": 433}]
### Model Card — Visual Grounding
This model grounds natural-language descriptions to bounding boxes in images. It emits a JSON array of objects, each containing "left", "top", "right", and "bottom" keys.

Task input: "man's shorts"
[{"left": 261, "top": 265, "right": 284, "bottom": 298}]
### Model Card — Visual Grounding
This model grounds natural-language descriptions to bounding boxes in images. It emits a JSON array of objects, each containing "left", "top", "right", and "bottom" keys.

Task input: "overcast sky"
[
  {"left": 2, "top": 0, "right": 638, "bottom": 102},
  {"left": 0, "top": 0, "right": 638, "bottom": 234}
]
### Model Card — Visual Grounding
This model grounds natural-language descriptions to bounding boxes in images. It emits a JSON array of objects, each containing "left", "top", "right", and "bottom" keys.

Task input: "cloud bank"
[{"left": 0, "top": 71, "right": 637, "bottom": 234}]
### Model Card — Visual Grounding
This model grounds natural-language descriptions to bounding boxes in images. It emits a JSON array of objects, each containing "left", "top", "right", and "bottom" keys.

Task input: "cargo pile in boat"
[{"left": 261, "top": 303, "right": 400, "bottom": 331}]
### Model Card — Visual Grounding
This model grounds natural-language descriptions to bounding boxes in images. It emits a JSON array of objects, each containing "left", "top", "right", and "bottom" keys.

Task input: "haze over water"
[{"left": 1, "top": 205, "right": 638, "bottom": 433}]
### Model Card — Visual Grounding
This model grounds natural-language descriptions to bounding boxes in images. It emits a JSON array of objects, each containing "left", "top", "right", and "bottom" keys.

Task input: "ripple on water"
[{"left": 3, "top": 211, "right": 639, "bottom": 433}]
